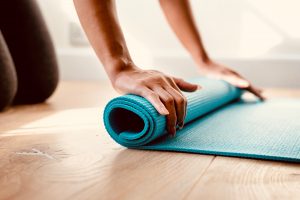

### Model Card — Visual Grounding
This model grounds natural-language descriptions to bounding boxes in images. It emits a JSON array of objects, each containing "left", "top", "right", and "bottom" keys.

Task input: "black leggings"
[{"left": 0, "top": 0, "right": 59, "bottom": 111}]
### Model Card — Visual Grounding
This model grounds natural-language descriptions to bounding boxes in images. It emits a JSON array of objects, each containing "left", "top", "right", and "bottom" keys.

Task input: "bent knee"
[
  {"left": 0, "top": 77, "right": 17, "bottom": 111},
  {"left": 13, "top": 73, "right": 59, "bottom": 105}
]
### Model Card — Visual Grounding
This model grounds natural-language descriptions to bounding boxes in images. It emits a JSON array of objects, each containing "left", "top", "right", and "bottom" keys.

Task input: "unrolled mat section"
[{"left": 103, "top": 78, "right": 300, "bottom": 162}]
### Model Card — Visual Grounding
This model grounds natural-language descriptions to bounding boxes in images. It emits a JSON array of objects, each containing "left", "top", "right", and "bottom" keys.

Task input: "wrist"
[
  {"left": 192, "top": 51, "right": 212, "bottom": 67},
  {"left": 195, "top": 58, "right": 212, "bottom": 70},
  {"left": 106, "top": 58, "right": 138, "bottom": 82}
]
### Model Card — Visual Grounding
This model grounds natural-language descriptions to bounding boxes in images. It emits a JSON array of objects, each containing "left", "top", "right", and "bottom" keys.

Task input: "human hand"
[
  {"left": 198, "top": 60, "right": 265, "bottom": 100},
  {"left": 112, "top": 65, "right": 199, "bottom": 136}
]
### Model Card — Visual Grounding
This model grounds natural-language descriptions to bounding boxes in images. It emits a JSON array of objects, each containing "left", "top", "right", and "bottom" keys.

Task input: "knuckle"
[
  {"left": 149, "top": 93, "right": 159, "bottom": 100},
  {"left": 138, "top": 79, "right": 147, "bottom": 85},
  {"left": 165, "top": 75, "right": 173, "bottom": 81},
  {"left": 183, "top": 96, "right": 187, "bottom": 104},
  {"left": 132, "top": 84, "right": 142, "bottom": 91},
  {"left": 176, "top": 96, "right": 185, "bottom": 105},
  {"left": 147, "top": 76, "right": 165, "bottom": 85},
  {"left": 148, "top": 91, "right": 157, "bottom": 98},
  {"left": 164, "top": 85, "right": 173, "bottom": 91},
  {"left": 141, "top": 89, "right": 153, "bottom": 97},
  {"left": 154, "top": 77, "right": 164, "bottom": 83},
  {"left": 172, "top": 92, "right": 186, "bottom": 105},
  {"left": 165, "top": 96, "right": 174, "bottom": 105}
]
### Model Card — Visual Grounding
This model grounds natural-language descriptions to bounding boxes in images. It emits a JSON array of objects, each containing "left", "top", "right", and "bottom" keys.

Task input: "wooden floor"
[{"left": 0, "top": 81, "right": 300, "bottom": 200}]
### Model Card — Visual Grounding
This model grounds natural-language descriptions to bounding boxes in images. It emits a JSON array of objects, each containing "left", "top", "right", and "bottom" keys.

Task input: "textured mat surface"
[{"left": 103, "top": 78, "right": 300, "bottom": 162}]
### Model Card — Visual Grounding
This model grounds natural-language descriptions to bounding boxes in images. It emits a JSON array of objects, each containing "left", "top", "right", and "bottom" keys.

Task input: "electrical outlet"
[{"left": 69, "top": 22, "right": 89, "bottom": 47}]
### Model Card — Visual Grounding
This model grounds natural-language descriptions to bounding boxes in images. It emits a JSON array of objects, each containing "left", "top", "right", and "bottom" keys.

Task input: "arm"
[
  {"left": 73, "top": 0, "right": 199, "bottom": 136},
  {"left": 159, "top": 0, "right": 264, "bottom": 99}
]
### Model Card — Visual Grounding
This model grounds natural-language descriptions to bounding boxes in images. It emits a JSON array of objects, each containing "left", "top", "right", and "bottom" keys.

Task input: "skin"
[{"left": 73, "top": 0, "right": 264, "bottom": 136}]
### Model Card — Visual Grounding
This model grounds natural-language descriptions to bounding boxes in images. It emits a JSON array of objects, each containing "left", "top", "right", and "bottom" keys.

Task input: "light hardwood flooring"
[{"left": 0, "top": 81, "right": 300, "bottom": 200}]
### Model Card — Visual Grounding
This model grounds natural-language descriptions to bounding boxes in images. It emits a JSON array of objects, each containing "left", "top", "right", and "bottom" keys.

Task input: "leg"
[
  {"left": 0, "top": 0, "right": 59, "bottom": 104},
  {"left": 0, "top": 31, "right": 17, "bottom": 111}
]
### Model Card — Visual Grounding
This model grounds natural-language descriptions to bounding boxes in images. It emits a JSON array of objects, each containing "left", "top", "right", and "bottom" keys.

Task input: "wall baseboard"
[{"left": 57, "top": 48, "right": 300, "bottom": 88}]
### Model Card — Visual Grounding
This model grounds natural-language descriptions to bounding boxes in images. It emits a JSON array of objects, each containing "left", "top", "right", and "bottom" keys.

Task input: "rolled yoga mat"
[{"left": 103, "top": 78, "right": 300, "bottom": 162}]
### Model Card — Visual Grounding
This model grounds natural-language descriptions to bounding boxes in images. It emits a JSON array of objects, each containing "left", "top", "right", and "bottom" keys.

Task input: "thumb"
[{"left": 173, "top": 78, "right": 200, "bottom": 92}]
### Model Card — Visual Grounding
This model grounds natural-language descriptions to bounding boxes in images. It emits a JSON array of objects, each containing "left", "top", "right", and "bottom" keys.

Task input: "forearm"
[
  {"left": 159, "top": 0, "right": 210, "bottom": 64},
  {"left": 159, "top": 0, "right": 263, "bottom": 99},
  {"left": 73, "top": 0, "right": 135, "bottom": 82}
]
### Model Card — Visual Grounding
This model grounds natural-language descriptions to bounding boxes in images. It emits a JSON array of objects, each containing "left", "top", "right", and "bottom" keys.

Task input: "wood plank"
[
  {"left": 0, "top": 81, "right": 300, "bottom": 200},
  {"left": 0, "top": 82, "right": 214, "bottom": 199},
  {"left": 0, "top": 129, "right": 214, "bottom": 200},
  {"left": 186, "top": 156, "right": 300, "bottom": 200},
  {"left": 186, "top": 87, "right": 300, "bottom": 200}
]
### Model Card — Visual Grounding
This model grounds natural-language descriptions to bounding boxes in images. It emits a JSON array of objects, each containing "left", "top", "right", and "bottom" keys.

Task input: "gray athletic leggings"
[{"left": 0, "top": 0, "right": 59, "bottom": 111}]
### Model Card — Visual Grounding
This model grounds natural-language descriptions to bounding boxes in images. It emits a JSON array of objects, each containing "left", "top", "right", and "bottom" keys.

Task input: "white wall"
[{"left": 37, "top": 0, "right": 300, "bottom": 87}]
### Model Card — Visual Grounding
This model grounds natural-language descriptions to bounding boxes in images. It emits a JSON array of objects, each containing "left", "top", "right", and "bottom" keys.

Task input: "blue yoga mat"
[{"left": 103, "top": 78, "right": 300, "bottom": 162}]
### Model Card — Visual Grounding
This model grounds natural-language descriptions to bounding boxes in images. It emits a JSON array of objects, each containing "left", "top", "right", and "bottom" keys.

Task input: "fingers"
[
  {"left": 221, "top": 72, "right": 265, "bottom": 101},
  {"left": 222, "top": 73, "right": 250, "bottom": 88},
  {"left": 246, "top": 85, "right": 265, "bottom": 101},
  {"left": 164, "top": 78, "right": 187, "bottom": 129},
  {"left": 153, "top": 87, "right": 177, "bottom": 136},
  {"left": 136, "top": 79, "right": 190, "bottom": 136},
  {"left": 129, "top": 73, "right": 198, "bottom": 136},
  {"left": 164, "top": 86, "right": 187, "bottom": 129},
  {"left": 252, "top": 87, "right": 263, "bottom": 93},
  {"left": 230, "top": 76, "right": 265, "bottom": 101},
  {"left": 173, "top": 78, "right": 200, "bottom": 92},
  {"left": 139, "top": 87, "right": 169, "bottom": 115}
]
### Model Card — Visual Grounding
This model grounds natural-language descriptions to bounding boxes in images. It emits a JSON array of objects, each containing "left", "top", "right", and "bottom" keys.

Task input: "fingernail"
[
  {"left": 160, "top": 107, "right": 169, "bottom": 115},
  {"left": 239, "top": 80, "right": 250, "bottom": 88},
  {"left": 259, "top": 96, "right": 266, "bottom": 101},
  {"left": 196, "top": 85, "right": 202, "bottom": 90},
  {"left": 178, "top": 122, "right": 184, "bottom": 129}
]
